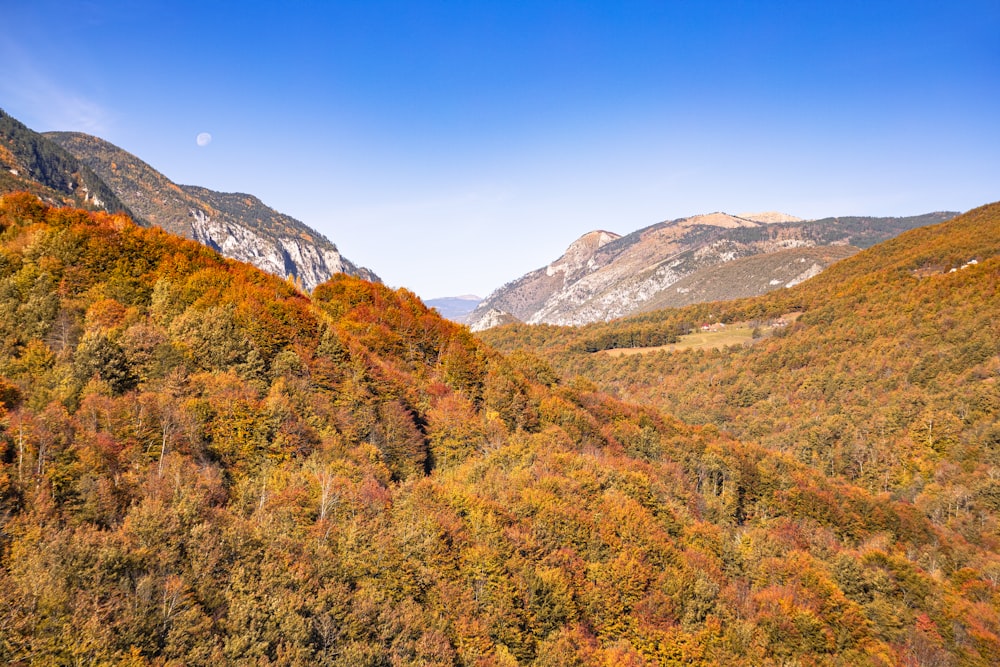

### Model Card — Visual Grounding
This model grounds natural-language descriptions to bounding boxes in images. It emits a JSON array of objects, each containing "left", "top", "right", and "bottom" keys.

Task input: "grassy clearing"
[
  {"left": 598, "top": 314, "right": 798, "bottom": 357},
  {"left": 602, "top": 327, "right": 757, "bottom": 356}
]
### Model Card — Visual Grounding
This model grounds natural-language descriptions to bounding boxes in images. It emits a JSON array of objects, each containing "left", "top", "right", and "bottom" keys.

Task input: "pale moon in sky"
[{"left": 196, "top": 132, "right": 212, "bottom": 147}]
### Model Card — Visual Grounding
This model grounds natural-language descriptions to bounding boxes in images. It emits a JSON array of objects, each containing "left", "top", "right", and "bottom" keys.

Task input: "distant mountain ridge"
[
  {"left": 468, "top": 210, "right": 956, "bottom": 329},
  {"left": 424, "top": 295, "right": 482, "bottom": 323},
  {"left": 44, "top": 131, "right": 377, "bottom": 289}
]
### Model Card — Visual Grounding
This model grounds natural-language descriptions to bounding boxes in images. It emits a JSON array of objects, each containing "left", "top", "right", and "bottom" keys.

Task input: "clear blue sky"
[{"left": 2, "top": 1, "right": 998, "bottom": 299}]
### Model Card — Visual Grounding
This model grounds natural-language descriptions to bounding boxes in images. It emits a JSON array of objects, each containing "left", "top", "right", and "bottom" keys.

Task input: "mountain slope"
[
  {"left": 44, "top": 131, "right": 377, "bottom": 289},
  {"left": 640, "top": 244, "right": 859, "bottom": 310},
  {"left": 2, "top": 193, "right": 998, "bottom": 664},
  {"left": 482, "top": 201, "right": 1000, "bottom": 601},
  {"left": 469, "top": 210, "right": 956, "bottom": 330},
  {"left": 0, "top": 108, "right": 131, "bottom": 215}
]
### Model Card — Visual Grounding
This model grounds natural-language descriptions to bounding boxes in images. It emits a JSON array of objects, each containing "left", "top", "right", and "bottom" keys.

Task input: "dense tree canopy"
[{"left": 1, "top": 193, "right": 998, "bottom": 665}]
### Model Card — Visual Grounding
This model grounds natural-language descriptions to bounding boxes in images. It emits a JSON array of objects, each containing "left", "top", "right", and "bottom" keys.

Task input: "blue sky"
[{"left": 2, "top": 1, "right": 998, "bottom": 299}]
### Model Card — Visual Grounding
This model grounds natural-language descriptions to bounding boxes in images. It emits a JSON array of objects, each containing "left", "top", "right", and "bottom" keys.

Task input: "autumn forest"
[{"left": 0, "top": 192, "right": 998, "bottom": 665}]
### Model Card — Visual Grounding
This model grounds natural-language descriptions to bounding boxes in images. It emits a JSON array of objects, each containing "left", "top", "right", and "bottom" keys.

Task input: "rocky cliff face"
[
  {"left": 468, "top": 210, "right": 957, "bottom": 330},
  {"left": 187, "top": 205, "right": 377, "bottom": 289},
  {"left": 44, "top": 131, "right": 378, "bottom": 289}
]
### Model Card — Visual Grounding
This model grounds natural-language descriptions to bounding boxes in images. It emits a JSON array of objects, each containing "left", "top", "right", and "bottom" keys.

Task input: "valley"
[
  {"left": 3, "top": 2, "right": 996, "bottom": 663},
  {"left": 2, "top": 106, "right": 994, "bottom": 665},
  {"left": 0, "top": 193, "right": 997, "bottom": 665}
]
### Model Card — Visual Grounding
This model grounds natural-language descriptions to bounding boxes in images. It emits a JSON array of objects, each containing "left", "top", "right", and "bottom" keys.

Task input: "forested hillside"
[
  {"left": 1, "top": 193, "right": 998, "bottom": 665},
  {"left": 482, "top": 201, "right": 1000, "bottom": 655},
  {"left": 481, "top": 203, "right": 999, "bottom": 500}
]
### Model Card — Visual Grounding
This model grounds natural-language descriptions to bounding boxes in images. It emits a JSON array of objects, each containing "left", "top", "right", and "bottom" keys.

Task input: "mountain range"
[
  {"left": 5, "top": 107, "right": 963, "bottom": 318},
  {"left": 0, "top": 109, "right": 376, "bottom": 290},
  {"left": 468, "top": 210, "right": 956, "bottom": 330}
]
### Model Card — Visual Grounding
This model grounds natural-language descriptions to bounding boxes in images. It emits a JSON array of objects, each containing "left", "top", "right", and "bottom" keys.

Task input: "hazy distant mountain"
[
  {"left": 424, "top": 295, "right": 482, "bottom": 323},
  {"left": 467, "top": 210, "right": 956, "bottom": 330},
  {"left": 0, "top": 108, "right": 131, "bottom": 215}
]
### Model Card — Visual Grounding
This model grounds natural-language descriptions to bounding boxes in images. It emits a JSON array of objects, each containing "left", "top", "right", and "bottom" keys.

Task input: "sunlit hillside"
[
  {"left": 482, "top": 201, "right": 1000, "bottom": 656},
  {"left": 0, "top": 193, "right": 997, "bottom": 665}
]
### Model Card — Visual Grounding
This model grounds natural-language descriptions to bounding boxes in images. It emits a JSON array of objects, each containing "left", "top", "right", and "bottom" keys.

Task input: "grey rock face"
[{"left": 188, "top": 207, "right": 375, "bottom": 291}]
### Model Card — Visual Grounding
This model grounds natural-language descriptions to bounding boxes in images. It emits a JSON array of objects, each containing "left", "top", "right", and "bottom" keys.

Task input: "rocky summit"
[{"left": 467, "top": 210, "right": 956, "bottom": 329}]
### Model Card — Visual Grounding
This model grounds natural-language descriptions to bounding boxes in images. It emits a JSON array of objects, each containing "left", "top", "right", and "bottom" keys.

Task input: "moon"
[{"left": 196, "top": 132, "right": 212, "bottom": 147}]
